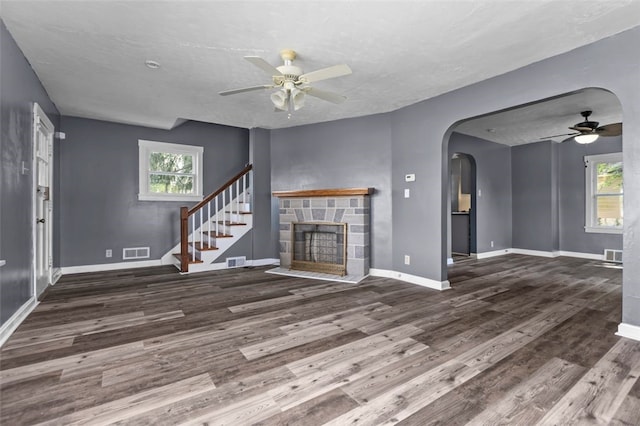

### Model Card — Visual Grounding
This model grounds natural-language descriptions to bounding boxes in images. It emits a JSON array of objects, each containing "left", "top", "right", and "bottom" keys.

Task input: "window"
[
  {"left": 584, "top": 152, "right": 623, "bottom": 234},
  {"left": 138, "top": 140, "right": 203, "bottom": 202}
]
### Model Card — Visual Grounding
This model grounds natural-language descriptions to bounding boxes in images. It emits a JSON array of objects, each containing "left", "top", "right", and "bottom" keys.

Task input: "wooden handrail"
[
  {"left": 188, "top": 164, "right": 253, "bottom": 215},
  {"left": 180, "top": 163, "right": 253, "bottom": 272}
]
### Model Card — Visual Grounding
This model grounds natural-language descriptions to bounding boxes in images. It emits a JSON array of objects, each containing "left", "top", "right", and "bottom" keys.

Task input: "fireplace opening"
[{"left": 291, "top": 222, "right": 347, "bottom": 276}]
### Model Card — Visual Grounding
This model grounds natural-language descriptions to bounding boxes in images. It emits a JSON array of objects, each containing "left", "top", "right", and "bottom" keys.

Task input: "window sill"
[
  {"left": 138, "top": 194, "right": 203, "bottom": 202},
  {"left": 584, "top": 226, "right": 623, "bottom": 235}
]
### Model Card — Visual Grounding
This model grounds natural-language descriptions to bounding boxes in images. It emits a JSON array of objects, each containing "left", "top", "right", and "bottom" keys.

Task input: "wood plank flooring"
[{"left": 1, "top": 255, "right": 638, "bottom": 425}]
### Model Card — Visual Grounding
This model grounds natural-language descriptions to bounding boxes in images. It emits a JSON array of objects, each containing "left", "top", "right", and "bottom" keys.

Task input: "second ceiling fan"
[{"left": 541, "top": 110, "right": 622, "bottom": 144}]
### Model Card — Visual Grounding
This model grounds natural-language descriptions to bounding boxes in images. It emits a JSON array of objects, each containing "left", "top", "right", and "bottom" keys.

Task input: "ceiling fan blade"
[
  {"left": 538, "top": 132, "right": 579, "bottom": 140},
  {"left": 303, "top": 87, "right": 347, "bottom": 104},
  {"left": 596, "top": 122, "right": 622, "bottom": 137},
  {"left": 569, "top": 126, "right": 594, "bottom": 132},
  {"left": 299, "top": 64, "right": 352, "bottom": 83},
  {"left": 244, "top": 56, "right": 283, "bottom": 76},
  {"left": 219, "top": 85, "right": 274, "bottom": 96}
]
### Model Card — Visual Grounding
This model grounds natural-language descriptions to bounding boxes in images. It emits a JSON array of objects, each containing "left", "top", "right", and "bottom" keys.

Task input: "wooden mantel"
[{"left": 272, "top": 188, "right": 374, "bottom": 198}]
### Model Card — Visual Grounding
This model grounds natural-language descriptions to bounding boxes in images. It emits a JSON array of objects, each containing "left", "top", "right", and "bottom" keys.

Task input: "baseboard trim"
[
  {"left": 61, "top": 259, "right": 163, "bottom": 275},
  {"left": 249, "top": 258, "right": 280, "bottom": 267},
  {"left": 52, "top": 267, "right": 62, "bottom": 284},
  {"left": 476, "top": 249, "right": 511, "bottom": 259},
  {"left": 369, "top": 268, "right": 451, "bottom": 291},
  {"left": 0, "top": 297, "right": 38, "bottom": 348},
  {"left": 447, "top": 257, "right": 454, "bottom": 265},
  {"left": 476, "top": 248, "right": 605, "bottom": 261},
  {"left": 616, "top": 323, "right": 640, "bottom": 342}
]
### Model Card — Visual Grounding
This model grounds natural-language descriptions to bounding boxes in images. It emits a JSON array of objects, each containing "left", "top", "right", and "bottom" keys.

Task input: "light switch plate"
[{"left": 404, "top": 188, "right": 410, "bottom": 198}]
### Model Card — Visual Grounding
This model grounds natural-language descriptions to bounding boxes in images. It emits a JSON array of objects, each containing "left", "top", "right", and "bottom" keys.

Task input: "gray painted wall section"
[
  {"left": 0, "top": 20, "right": 60, "bottom": 324},
  {"left": 388, "top": 26, "right": 639, "bottom": 323},
  {"left": 512, "top": 141, "right": 555, "bottom": 251},
  {"left": 270, "top": 114, "right": 393, "bottom": 270},
  {"left": 448, "top": 132, "right": 512, "bottom": 254},
  {"left": 559, "top": 136, "right": 623, "bottom": 253},
  {"left": 58, "top": 117, "right": 248, "bottom": 267},
  {"left": 249, "top": 128, "right": 278, "bottom": 260}
]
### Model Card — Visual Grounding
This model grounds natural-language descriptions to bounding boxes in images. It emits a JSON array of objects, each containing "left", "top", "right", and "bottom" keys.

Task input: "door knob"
[{"left": 37, "top": 218, "right": 45, "bottom": 224}]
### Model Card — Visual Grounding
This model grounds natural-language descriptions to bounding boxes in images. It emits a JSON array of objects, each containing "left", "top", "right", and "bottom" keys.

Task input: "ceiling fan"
[
  {"left": 541, "top": 110, "right": 622, "bottom": 144},
  {"left": 219, "top": 49, "right": 352, "bottom": 113}
]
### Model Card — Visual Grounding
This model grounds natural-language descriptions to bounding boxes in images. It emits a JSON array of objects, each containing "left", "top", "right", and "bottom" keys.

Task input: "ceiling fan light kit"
[
  {"left": 219, "top": 49, "right": 352, "bottom": 115},
  {"left": 574, "top": 133, "right": 600, "bottom": 144}
]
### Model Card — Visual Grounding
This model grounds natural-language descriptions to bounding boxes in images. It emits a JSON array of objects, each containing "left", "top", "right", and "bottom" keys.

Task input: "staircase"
[{"left": 163, "top": 164, "right": 253, "bottom": 273}]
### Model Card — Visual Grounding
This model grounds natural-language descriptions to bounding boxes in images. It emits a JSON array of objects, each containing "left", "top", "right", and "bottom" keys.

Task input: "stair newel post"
[{"left": 180, "top": 206, "right": 189, "bottom": 273}]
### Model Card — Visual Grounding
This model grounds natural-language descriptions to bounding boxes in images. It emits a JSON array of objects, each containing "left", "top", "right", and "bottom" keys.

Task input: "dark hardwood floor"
[{"left": 1, "top": 255, "right": 638, "bottom": 425}]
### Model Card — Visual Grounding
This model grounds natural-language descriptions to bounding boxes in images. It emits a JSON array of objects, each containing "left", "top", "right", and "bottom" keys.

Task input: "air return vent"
[
  {"left": 604, "top": 249, "right": 623, "bottom": 263},
  {"left": 123, "top": 247, "right": 150, "bottom": 260},
  {"left": 226, "top": 256, "right": 246, "bottom": 268}
]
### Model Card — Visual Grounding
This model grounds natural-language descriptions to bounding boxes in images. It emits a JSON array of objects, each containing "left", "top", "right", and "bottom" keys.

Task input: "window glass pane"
[
  {"left": 596, "top": 195, "right": 623, "bottom": 227},
  {"left": 596, "top": 161, "right": 623, "bottom": 194},
  {"left": 149, "top": 152, "right": 193, "bottom": 174},
  {"left": 149, "top": 174, "right": 194, "bottom": 194}
]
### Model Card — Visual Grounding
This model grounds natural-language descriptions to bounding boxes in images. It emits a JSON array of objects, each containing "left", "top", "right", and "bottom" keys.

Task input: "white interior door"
[{"left": 33, "top": 103, "right": 54, "bottom": 297}]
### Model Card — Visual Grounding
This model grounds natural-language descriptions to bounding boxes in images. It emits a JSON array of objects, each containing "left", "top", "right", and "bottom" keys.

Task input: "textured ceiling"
[{"left": 1, "top": 1, "right": 639, "bottom": 133}]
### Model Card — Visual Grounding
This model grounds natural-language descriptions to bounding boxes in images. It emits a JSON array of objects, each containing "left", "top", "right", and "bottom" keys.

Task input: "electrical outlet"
[
  {"left": 490, "top": 241, "right": 494, "bottom": 248},
  {"left": 106, "top": 249, "right": 112, "bottom": 258},
  {"left": 404, "top": 255, "right": 410, "bottom": 265}
]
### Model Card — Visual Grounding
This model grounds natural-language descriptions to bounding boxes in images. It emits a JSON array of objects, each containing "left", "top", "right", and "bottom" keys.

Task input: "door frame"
[{"left": 32, "top": 102, "right": 54, "bottom": 298}]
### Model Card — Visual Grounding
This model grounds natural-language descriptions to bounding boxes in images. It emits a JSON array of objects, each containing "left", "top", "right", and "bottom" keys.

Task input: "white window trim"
[
  {"left": 138, "top": 139, "right": 204, "bottom": 202},
  {"left": 584, "top": 152, "right": 623, "bottom": 234}
]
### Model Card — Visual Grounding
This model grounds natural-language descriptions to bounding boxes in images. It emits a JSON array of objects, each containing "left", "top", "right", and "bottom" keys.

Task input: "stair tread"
[
  {"left": 203, "top": 231, "right": 234, "bottom": 238},
  {"left": 172, "top": 253, "right": 203, "bottom": 264},
  {"left": 226, "top": 211, "right": 252, "bottom": 215},
  {"left": 216, "top": 221, "right": 247, "bottom": 226},
  {"left": 189, "top": 242, "right": 218, "bottom": 251}
]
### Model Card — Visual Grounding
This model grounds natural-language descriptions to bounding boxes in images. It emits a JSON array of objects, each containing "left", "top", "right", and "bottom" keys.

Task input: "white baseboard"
[
  {"left": 369, "top": 268, "right": 451, "bottom": 291},
  {"left": 52, "top": 267, "right": 62, "bottom": 284},
  {"left": 0, "top": 297, "right": 38, "bottom": 348},
  {"left": 476, "top": 248, "right": 605, "bottom": 261},
  {"left": 249, "top": 258, "right": 280, "bottom": 267},
  {"left": 616, "top": 323, "right": 640, "bottom": 342},
  {"left": 61, "top": 259, "right": 163, "bottom": 275},
  {"left": 447, "top": 257, "right": 454, "bottom": 265},
  {"left": 476, "top": 249, "right": 511, "bottom": 259}
]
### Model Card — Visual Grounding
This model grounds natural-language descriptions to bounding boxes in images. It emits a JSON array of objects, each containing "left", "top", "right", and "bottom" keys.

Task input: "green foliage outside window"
[{"left": 149, "top": 152, "right": 194, "bottom": 194}]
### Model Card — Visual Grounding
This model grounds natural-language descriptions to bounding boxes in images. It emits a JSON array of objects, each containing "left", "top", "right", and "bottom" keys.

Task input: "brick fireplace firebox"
[{"left": 273, "top": 188, "right": 373, "bottom": 278}]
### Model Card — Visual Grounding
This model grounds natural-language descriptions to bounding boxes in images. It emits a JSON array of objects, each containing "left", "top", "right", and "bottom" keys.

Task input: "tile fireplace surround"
[{"left": 273, "top": 188, "right": 373, "bottom": 278}]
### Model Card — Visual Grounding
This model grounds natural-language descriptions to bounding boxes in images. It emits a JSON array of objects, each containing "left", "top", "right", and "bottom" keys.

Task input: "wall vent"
[
  {"left": 123, "top": 247, "right": 150, "bottom": 260},
  {"left": 604, "top": 249, "right": 623, "bottom": 263},
  {"left": 226, "top": 256, "right": 246, "bottom": 268}
]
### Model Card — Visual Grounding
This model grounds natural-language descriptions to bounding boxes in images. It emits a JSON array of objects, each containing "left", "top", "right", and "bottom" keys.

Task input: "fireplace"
[
  {"left": 291, "top": 222, "right": 347, "bottom": 275},
  {"left": 273, "top": 188, "right": 373, "bottom": 278}
]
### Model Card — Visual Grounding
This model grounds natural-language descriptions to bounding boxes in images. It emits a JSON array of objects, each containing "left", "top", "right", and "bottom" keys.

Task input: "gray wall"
[
  {"left": 559, "top": 135, "right": 623, "bottom": 253},
  {"left": 58, "top": 117, "right": 249, "bottom": 267},
  {"left": 250, "top": 128, "right": 278, "bottom": 260},
  {"left": 387, "top": 26, "right": 639, "bottom": 324},
  {"left": 448, "top": 132, "right": 512, "bottom": 253},
  {"left": 0, "top": 20, "right": 60, "bottom": 324},
  {"left": 270, "top": 114, "right": 393, "bottom": 270},
  {"left": 512, "top": 141, "right": 556, "bottom": 251}
]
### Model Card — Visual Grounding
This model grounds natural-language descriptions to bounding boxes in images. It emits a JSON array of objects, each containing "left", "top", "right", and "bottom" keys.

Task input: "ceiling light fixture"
[
  {"left": 574, "top": 133, "right": 599, "bottom": 144},
  {"left": 145, "top": 60, "right": 161, "bottom": 69}
]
